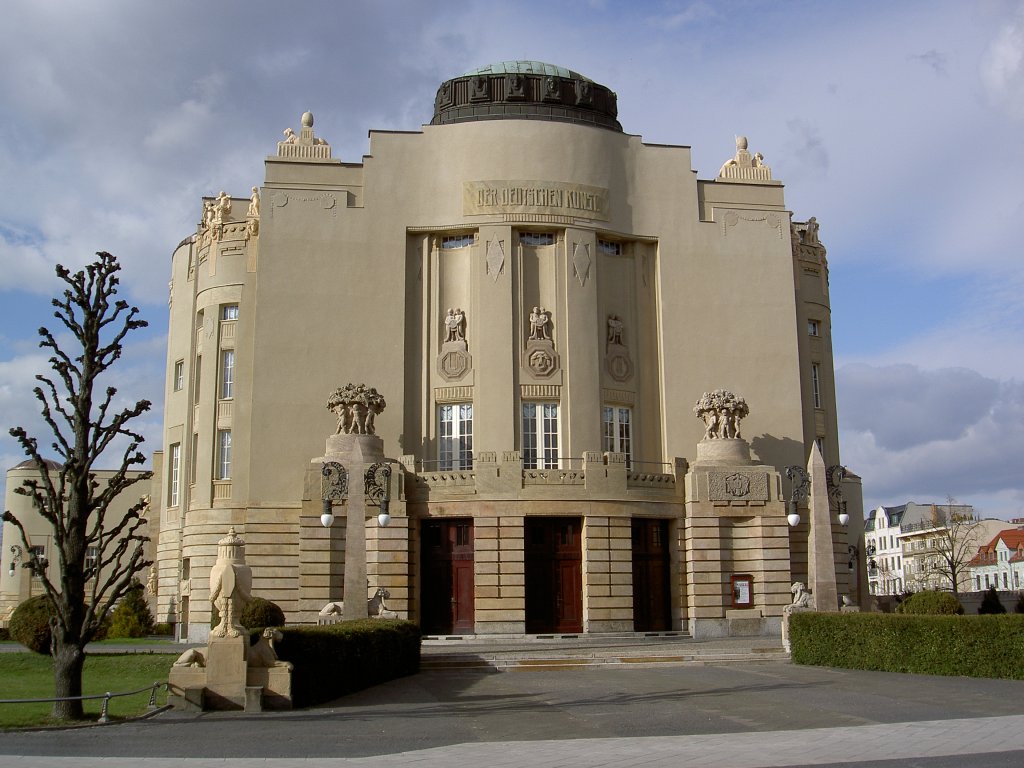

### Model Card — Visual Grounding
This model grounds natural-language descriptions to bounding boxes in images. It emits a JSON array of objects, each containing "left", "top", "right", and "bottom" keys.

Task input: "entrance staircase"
[{"left": 421, "top": 632, "right": 789, "bottom": 671}]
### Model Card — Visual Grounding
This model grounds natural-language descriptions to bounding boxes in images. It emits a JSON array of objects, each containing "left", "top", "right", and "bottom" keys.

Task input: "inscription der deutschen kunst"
[{"left": 464, "top": 180, "right": 610, "bottom": 220}]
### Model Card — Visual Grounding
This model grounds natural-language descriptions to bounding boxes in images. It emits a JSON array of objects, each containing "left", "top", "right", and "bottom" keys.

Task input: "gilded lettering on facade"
[{"left": 464, "top": 180, "right": 609, "bottom": 220}]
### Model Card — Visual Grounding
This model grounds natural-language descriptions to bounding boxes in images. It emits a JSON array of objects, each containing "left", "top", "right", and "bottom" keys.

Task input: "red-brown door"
[
  {"left": 421, "top": 519, "right": 474, "bottom": 634},
  {"left": 632, "top": 518, "right": 671, "bottom": 632},
  {"left": 525, "top": 517, "right": 582, "bottom": 633}
]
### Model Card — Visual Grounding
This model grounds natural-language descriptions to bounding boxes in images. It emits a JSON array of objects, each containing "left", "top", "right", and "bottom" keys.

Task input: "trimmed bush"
[
  {"left": 107, "top": 581, "right": 155, "bottom": 638},
  {"left": 896, "top": 590, "right": 963, "bottom": 615},
  {"left": 790, "top": 611, "right": 1024, "bottom": 679},
  {"left": 978, "top": 586, "right": 1007, "bottom": 614},
  {"left": 1015, "top": 594, "right": 1024, "bottom": 614},
  {"left": 0, "top": 627, "right": 10, "bottom": 641},
  {"left": 240, "top": 597, "right": 286, "bottom": 630},
  {"left": 274, "top": 620, "right": 420, "bottom": 707},
  {"left": 9, "top": 595, "right": 54, "bottom": 655},
  {"left": 153, "top": 622, "right": 174, "bottom": 636}
]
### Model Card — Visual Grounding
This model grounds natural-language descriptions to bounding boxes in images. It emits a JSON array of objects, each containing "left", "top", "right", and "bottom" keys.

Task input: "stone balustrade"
[{"left": 398, "top": 451, "right": 683, "bottom": 501}]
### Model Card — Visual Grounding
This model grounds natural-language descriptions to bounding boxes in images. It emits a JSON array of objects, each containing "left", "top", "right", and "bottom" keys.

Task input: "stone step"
[{"left": 420, "top": 635, "right": 789, "bottom": 671}]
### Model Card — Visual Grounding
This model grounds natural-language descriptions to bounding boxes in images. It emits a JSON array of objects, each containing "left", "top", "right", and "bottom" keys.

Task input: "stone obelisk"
[{"left": 807, "top": 443, "right": 838, "bottom": 611}]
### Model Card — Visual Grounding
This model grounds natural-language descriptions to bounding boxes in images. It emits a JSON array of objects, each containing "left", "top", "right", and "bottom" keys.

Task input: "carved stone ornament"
[
  {"left": 439, "top": 349, "right": 471, "bottom": 381},
  {"left": 471, "top": 75, "right": 489, "bottom": 102},
  {"left": 791, "top": 217, "right": 827, "bottom": 265},
  {"left": 528, "top": 306, "right": 552, "bottom": 341},
  {"left": 717, "top": 135, "right": 772, "bottom": 181},
  {"left": 277, "top": 111, "right": 332, "bottom": 159},
  {"left": 326, "top": 383, "right": 386, "bottom": 435},
  {"left": 708, "top": 470, "right": 769, "bottom": 502},
  {"left": 694, "top": 389, "right": 749, "bottom": 440},
  {"left": 506, "top": 73, "right": 526, "bottom": 100},
  {"left": 605, "top": 314, "right": 633, "bottom": 382},
  {"left": 208, "top": 527, "right": 252, "bottom": 639},
  {"left": 528, "top": 348, "right": 557, "bottom": 376},
  {"left": 486, "top": 238, "right": 505, "bottom": 281},
  {"left": 572, "top": 242, "right": 591, "bottom": 287},
  {"left": 438, "top": 307, "right": 471, "bottom": 381},
  {"left": 576, "top": 80, "right": 593, "bottom": 106}
]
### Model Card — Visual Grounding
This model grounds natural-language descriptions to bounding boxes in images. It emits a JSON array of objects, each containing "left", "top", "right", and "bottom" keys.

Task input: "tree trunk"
[{"left": 52, "top": 641, "right": 86, "bottom": 720}]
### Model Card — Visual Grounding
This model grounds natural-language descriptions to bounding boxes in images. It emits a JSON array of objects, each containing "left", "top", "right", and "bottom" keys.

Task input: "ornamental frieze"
[{"left": 707, "top": 471, "right": 770, "bottom": 502}]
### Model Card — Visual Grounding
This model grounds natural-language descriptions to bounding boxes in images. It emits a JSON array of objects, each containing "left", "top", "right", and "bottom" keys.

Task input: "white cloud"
[{"left": 981, "top": 5, "right": 1024, "bottom": 119}]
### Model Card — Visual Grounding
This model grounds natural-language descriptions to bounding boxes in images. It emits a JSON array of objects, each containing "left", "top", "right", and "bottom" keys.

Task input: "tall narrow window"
[
  {"left": 217, "top": 430, "right": 232, "bottom": 479},
  {"left": 438, "top": 403, "right": 473, "bottom": 470},
  {"left": 84, "top": 546, "right": 99, "bottom": 576},
  {"left": 193, "top": 356, "right": 202, "bottom": 404},
  {"left": 602, "top": 406, "right": 632, "bottom": 463},
  {"left": 220, "top": 349, "right": 235, "bottom": 399},
  {"left": 173, "top": 360, "right": 184, "bottom": 391},
  {"left": 169, "top": 443, "right": 181, "bottom": 507},
  {"left": 811, "top": 363, "right": 822, "bottom": 408},
  {"left": 807, "top": 319, "right": 820, "bottom": 337},
  {"left": 190, "top": 433, "right": 198, "bottom": 485},
  {"left": 222, "top": 304, "right": 239, "bottom": 321},
  {"left": 522, "top": 402, "right": 559, "bottom": 469}
]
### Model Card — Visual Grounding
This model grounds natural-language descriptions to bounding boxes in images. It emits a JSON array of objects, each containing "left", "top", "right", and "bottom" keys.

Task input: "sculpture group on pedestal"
[
  {"left": 694, "top": 389, "right": 749, "bottom": 440},
  {"left": 327, "top": 383, "right": 387, "bottom": 436}
]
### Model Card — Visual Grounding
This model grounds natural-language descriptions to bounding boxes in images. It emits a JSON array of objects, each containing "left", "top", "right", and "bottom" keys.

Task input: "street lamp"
[
  {"left": 8, "top": 545, "right": 22, "bottom": 577},
  {"left": 784, "top": 465, "right": 809, "bottom": 527},
  {"left": 365, "top": 463, "right": 392, "bottom": 528},
  {"left": 320, "top": 461, "right": 348, "bottom": 528},
  {"left": 827, "top": 465, "right": 849, "bottom": 525}
]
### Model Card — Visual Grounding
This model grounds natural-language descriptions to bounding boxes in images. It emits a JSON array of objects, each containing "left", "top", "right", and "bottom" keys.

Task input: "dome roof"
[
  {"left": 462, "top": 61, "right": 593, "bottom": 83},
  {"left": 432, "top": 61, "right": 620, "bottom": 132},
  {"left": 11, "top": 458, "right": 63, "bottom": 471}
]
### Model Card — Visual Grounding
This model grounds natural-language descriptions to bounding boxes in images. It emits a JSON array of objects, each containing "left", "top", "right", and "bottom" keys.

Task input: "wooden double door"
[
  {"left": 631, "top": 518, "right": 672, "bottom": 632},
  {"left": 525, "top": 517, "right": 583, "bottom": 633},
  {"left": 420, "top": 519, "right": 475, "bottom": 634}
]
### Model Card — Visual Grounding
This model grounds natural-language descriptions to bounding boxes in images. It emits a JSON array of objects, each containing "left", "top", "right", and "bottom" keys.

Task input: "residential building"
[{"left": 968, "top": 529, "right": 1024, "bottom": 592}]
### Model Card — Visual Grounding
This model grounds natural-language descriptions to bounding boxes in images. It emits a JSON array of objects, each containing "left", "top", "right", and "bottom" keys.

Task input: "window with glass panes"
[
  {"left": 217, "top": 430, "right": 232, "bottom": 479},
  {"left": 522, "top": 402, "right": 559, "bottom": 469},
  {"left": 602, "top": 406, "right": 632, "bottom": 462},
  {"left": 439, "top": 403, "right": 473, "bottom": 470},
  {"left": 220, "top": 349, "right": 235, "bottom": 399}
]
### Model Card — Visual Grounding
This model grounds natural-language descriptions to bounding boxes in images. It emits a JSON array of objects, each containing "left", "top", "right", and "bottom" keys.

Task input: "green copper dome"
[
  {"left": 462, "top": 61, "right": 593, "bottom": 83},
  {"left": 433, "top": 61, "right": 620, "bottom": 132}
]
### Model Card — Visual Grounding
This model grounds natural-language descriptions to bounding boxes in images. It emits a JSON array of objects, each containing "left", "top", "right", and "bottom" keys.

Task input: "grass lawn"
[{"left": 0, "top": 652, "right": 174, "bottom": 729}]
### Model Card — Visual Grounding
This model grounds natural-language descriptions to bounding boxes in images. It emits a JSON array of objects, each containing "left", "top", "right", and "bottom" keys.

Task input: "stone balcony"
[{"left": 398, "top": 451, "right": 686, "bottom": 503}]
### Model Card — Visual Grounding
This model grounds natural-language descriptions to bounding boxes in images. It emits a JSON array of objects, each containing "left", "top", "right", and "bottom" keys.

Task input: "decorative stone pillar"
[
  {"left": 807, "top": 443, "right": 838, "bottom": 612},
  {"left": 684, "top": 390, "right": 791, "bottom": 638}
]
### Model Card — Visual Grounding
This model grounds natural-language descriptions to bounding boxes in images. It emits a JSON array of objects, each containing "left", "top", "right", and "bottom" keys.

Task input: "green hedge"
[
  {"left": 790, "top": 612, "right": 1024, "bottom": 679},
  {"left": 274, "top": 620, "right": 420, "bottom": 707}
]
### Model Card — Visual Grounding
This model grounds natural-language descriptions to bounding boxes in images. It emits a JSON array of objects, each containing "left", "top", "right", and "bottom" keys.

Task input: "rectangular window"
[
  {"left": 807, "top": 319, "right": 820, "bottom": 337},
  {"left": 193, "top": 356, "right": 202, "bottom": 405},
  {"left": 190, "top": 433, "right": 198, "bottom": 485},
  {"left": 220, "top": 349, "right": 235, "bottom": 400},
  {"left": 168, "top": 443, "right": 181, "bottom": 507},
  {"left": 522, "top": 402, "right": 559, "bottom": 469},
  {"left": 597, "top": 239, "right": 622, "bottom": 256},
  {"left": 438, "top": 403, "right": 473, "bottom": 470},
  {"left": 217, "top": 429, "right": 232, "bottom": 480},
  {"left": 85, "top": 546, "right": 99, "bottom": 575},
  {"left": 222, "top": 304, "right": 239, "bottom": 321},
  {"left": 29, "top": 545, "right": 45, "bottom": 579},
  {"left": 520, "top": 232, "right": 555, "bottom": 247},
  {"left": 811, "top": 363, "right": 822, "bottom": 408},
  {"left": 173, "top": 360, "right": 184, "bottom": 391},
  {"left": 602, "top": 406, "right": 632, "bottom": 463},
  {"left": 441, "top": 234, "right": 474, "bottom": 249}
]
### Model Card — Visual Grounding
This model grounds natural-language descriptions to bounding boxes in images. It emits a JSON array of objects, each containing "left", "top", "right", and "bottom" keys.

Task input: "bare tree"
[
  {"left": 928, "top": 496, "right": 984, "bottom": 595},
  {"left": 2, "top": 252, "right": 152, "bottom": 721}
]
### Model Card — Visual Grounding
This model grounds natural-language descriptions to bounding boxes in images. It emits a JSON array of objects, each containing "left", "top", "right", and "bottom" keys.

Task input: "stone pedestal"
[
  {"left": 684, "top": 437, "right": 791, "bottom": 639},
  {"left": 317, "top": 432, "right": 385, "bottom": 622},
  {"left": 203, "top": 635, "right": 249, "bottom": 709}
]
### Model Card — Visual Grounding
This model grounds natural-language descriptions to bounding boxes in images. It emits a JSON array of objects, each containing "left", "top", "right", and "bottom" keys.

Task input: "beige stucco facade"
[
  {"left": 150, "top": 62, "right": 863, "bottom": 642},
  {"left": 1, "top": 462, "right": 157, "bottom": 622}
]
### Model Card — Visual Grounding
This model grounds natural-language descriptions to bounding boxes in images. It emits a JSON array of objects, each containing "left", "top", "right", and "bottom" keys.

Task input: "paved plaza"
[{"left": 3, "top": 654, "right": 1024, "bottom": 767}]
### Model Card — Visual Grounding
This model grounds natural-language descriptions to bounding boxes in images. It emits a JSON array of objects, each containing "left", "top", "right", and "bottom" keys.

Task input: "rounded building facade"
[{"left": 152, "top": 62, "right": 864, "bottom": 642}]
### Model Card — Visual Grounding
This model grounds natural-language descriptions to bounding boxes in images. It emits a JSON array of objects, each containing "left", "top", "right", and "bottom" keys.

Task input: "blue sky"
[{"left": 1, "top": 0, "right": 1022, "bottom": 518}]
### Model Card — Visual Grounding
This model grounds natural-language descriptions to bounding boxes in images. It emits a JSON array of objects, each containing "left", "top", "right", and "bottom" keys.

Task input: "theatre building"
[{"left": 151, "top": 61, "right": 864, "bottom": 642}]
